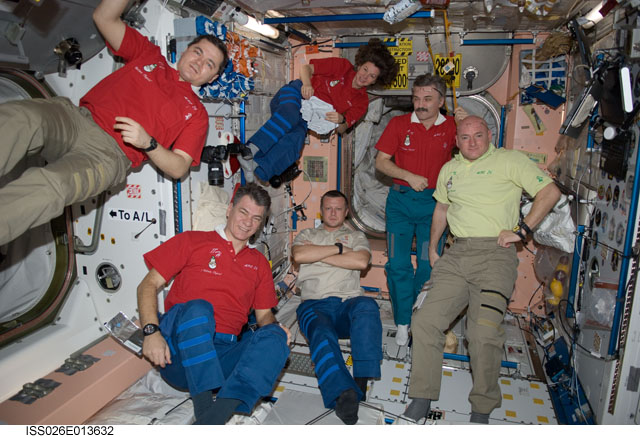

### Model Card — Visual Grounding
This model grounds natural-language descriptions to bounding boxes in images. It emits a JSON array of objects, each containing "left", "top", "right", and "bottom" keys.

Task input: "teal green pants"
[{"left": 384, "top": 185, "right": 436, "bottom": 325}]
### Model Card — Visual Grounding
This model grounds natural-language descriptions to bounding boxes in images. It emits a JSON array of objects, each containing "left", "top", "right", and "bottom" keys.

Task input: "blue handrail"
[{"left": 265, "top": 11, "right": 434, "bottom": 24}]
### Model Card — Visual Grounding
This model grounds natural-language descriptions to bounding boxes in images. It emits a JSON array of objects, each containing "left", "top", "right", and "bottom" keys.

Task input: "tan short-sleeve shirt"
[{"left": 293, "top": 225, "right": 371, "bottom": 301}]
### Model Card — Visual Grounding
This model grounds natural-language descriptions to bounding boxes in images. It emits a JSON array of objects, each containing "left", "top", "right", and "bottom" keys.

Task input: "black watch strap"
[
  {"left": 334, "top": 242, "right": 343, "bottom": 255},
  {"left": 142, "top": 323, "right": 160, "bottom": 336},
  {"left": 512, "top": 225, "right": 526, "bottom": 241},
  {"left": 143, "top": 137, "right": 158, "bottom": 153},
  {"left": 520, "top": 221, "right": 533, "bottom": 236}
]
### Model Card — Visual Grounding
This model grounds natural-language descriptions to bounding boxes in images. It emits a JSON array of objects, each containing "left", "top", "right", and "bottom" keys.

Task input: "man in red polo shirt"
[
  {"left": 137, "top": 183, "right": 291, "bottom": 425},
  {"left": 0, "top": 0, "right": 227, "bottom": 246},
  {"left": 375, "top": 74, "right": 459, "bottom": 346}
]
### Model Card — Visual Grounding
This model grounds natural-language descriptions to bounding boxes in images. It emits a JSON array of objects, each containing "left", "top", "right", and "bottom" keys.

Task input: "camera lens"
[{"left": 208, "top": 160, "right": 224, "bottom": 186}]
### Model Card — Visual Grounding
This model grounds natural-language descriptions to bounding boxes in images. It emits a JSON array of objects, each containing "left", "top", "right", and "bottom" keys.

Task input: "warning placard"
[
  {"left": 388, "top": 57, "right": 409, "bottom": 90},
  {"left": 433, "top": 54, "right": 462, "bottom": 89},
  {"left": 385, "top": 37, "right": 413, "bottom": 57}
]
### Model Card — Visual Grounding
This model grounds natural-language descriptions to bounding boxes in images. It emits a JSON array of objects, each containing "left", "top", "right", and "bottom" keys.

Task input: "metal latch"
[
  {"left": 55, "top": 354, "right": 100, "bottom": 376},
  {"left": 9, "top": 379, "right": 61, "bottom": 404}
]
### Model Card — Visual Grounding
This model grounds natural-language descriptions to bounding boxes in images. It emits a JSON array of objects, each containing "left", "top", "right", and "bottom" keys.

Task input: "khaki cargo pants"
[
  {"left": 408, "top": 237, "right": 518, "bottom": 414},
  {"left": 0, "top": 97, "right": 131, "bottom": 246}
]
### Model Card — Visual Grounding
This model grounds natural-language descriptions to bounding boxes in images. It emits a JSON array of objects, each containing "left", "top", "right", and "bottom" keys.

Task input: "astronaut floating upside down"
[{"left": 237, "top": 38, "right": 399, "bottom": 187}]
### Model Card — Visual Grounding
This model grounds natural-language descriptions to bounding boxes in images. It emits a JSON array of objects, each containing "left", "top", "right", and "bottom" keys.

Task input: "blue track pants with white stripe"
[
  {"left": 296, "top": 296, "right": 382, "bottom": 408},
  {"left": 158, "top": 299, "right": 289, "bottom": 413},
  {"left": 248, "top": 79, "right": 307, "bottom": 181}
]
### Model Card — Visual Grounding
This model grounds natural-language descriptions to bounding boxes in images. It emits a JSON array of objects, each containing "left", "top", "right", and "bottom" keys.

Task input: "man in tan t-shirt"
[{"left": 292, "top": 190, "right": 379, "bottom": 425}]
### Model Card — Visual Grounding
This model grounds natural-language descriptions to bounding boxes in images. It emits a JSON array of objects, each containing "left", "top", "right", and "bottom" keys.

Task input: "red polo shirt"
[
  {"left": 144, "top": 229, "right": 277, "bottom": 335},
  {"left": 375, "top": 112, "right": 457, "bottom": 188},
  {"left": 310, "top": 57, "right": 369, "bottom": 128},
  {"left": 80, "top": 26, "right": 208, "bottom": 168}
]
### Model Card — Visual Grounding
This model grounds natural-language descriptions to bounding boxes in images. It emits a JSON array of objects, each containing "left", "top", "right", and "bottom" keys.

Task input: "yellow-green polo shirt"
[{"left": 434, "top": 144, "right": 553, "bottom": 238}]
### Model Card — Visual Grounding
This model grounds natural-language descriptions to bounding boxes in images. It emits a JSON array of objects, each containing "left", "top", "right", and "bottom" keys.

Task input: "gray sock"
[
  {"left": 470, "top": 411, "right": 490, "bottom": 424},
  {"left": 238, "top": 143, "right": 259, "bottom": 182},
  {"left": 403, "top": 398, "right": 431, "bottom": 421}
]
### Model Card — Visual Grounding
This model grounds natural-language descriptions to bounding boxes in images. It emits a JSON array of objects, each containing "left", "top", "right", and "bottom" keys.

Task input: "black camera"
[
  {"left": 268, "top": 162, "right": 302, "bottom": 188},
  {"left": 201, "top": 143, "right": 253, "bottom": 186}
]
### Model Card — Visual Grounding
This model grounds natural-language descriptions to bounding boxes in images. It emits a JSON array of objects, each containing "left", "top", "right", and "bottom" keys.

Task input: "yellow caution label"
[
  {"left": 433, "top": 54, "right": 462, "bottom": 88},
  {"left": 523, "top": 151, "right": 547, "bottom": 164},
  {"left": 345, "top": 355, "right": 353, "bottom": 366},
  {"left": 395, "top": 363, "right": 405, "bottom": 369},
  {"left": 387, "top": 57, "right": 408, "bottom": 90},
  {"left": 533, "top": 398, "right": 544, "bottom": 405},
  {"left": 385, "top": 37, "right": 413, "bottom": 56},
  {"left": 530, "top": 383, "right": 540, "bottom": 389},
  {"left": 392, "top": 377, "right": 402, "bottom": 383},
  {"left": 537, "top": 416, "right": 549, "bottom": 423},
  {"left": 390, "top": 389, "right": 401, "bottom": 396},
  {"left": 500, "top": 379, "right": 511, "bottom": 385},
  {"left": 503, "top": 394, "right": 514, "bottom": 400},
  {"left": 505, "top": 410, "right": 517, "bottom": 417},
  {"left": 443, "top": 370, "right": 453, "bottom": 377},
  {"left": 275, "top": 385, "right": 285, "bottom": 392}
]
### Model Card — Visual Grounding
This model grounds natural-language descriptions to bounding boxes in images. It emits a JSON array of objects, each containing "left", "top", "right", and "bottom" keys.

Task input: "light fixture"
[
  {"left": 620, "top": 66, "right": 633, "bottom": 113},
  {"left": 383, "top": 0, "right": 422, "bottom": 24},
  {"left": 266, "top": 10, "right": 285, "bottom": 18},
  {"left": 577, "top": 1, "right": 604, "bottom": 29},
  {"left": 229, "top": 7, "right": 279, "bottom": 39}
]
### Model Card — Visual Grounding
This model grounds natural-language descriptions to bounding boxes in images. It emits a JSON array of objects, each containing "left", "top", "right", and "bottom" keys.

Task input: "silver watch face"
[{"left": 143, "top": 324, "right": 158, "bottom": 335}]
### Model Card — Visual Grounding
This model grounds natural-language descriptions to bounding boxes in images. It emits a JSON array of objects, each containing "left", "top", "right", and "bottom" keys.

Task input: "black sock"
[
  {"left": 192, "top": 390, "right": 214, "bottom": 423},
  {"left": 335, "top": 389, "right": 359, "bottom": 425},
  {"left": 354, "top": 377, "right": 369, "bottom": 398},
  {"left": 193, "top": 397, "right": 242, "bottom": 425}
]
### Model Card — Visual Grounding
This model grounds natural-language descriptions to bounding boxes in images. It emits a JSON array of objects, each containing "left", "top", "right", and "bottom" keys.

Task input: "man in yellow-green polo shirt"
[{"left": 403, "top": 116, "right": 561, "bottom": 424}]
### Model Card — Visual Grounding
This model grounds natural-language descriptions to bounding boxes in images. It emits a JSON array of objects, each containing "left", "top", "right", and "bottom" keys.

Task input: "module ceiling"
[{"left": 235, "top": 0, "right": 605, "bottom": 37}]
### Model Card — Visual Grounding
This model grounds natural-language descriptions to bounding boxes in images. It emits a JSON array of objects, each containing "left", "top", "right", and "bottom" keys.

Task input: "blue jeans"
[
  {"left": 159, "top": 299, "right": 289, "bottom": 413},
  {"left": 296, "top": 296, "right": 382, "bottom": 408}
]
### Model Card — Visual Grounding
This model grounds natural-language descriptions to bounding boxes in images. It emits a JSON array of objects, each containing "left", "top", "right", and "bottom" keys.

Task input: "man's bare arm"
[
  {"left": 292, "top": 243, "right": 341, "bottom": 264},
  {"left": 255, "top": 309, "right": 291, "bottom": 344},
  {"left": 93, "top": 0, "right": 129, "bottom": 52},
  {"left": 292, "top": 243, "right": 370, "bottom": 271},
  {"left": 320, "top": 249, "right": 370, "bottom": 271},
  {"left": 137, "top": 269, "right": 172, "bottom": 367},
  {"left": 428, "top": 202, "right": 449, "bottom": 267},
  {"left": 113, "top": 117, "right": 193, "bottom": 179},
  {"left": 498, "top": 182, "right": 561, "bottom": 248}
]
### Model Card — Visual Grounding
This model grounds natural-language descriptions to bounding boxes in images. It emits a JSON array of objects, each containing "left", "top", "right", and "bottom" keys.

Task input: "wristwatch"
[
  {"left": 520, "top": 221, "right": 533, "bottom": 236},
  {"left": 142, "top": 323, "right": 160, "bottom": 336},
  {"left": 512, "top": 224, "right": 527, "bottom": 241},
  {"left": 143, "top": 137, "right": 158, "bottom": 153},
  {"left": 334, "top": 242, "right": 343, "bottom": 255}
]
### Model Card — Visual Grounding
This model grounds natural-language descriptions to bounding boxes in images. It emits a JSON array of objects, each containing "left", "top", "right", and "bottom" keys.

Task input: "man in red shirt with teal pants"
[{"left": 375, "top": 74, "right": 458, "bottom": 346}]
